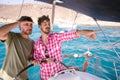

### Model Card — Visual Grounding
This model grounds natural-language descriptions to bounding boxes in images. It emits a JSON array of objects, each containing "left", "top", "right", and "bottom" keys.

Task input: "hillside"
[{"left": 0, "top": 4, "right": 120, "bottom": 28}]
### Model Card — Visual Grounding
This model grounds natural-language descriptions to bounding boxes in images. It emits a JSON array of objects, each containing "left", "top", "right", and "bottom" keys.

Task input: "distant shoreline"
[
  {"left": 0, "top": 4, "right": 120, "bottom": 28},
  {"left": 1, "top": 22, "right": 120, "bottom": 29}
]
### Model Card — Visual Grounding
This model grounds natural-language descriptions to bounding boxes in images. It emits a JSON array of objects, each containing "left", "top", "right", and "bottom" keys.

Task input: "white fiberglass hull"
[{"left": 49, "top": 69, "right": 105, "bottom": 80}]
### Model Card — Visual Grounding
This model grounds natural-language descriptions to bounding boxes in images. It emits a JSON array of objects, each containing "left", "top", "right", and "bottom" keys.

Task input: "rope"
[
  {"left": 72, "top": 12, "right": 78, "bottom": 30},
  {"left": 93, "top": 18, "right": 120, "bottom": 60},
  {"left": 113, "top": 61, "right": 119, "bottom": 80},
  {"left": 17, "top": 0, "right": 25, "bottom": 19},
  {"left": 13, "top": 64, "right": 34, "bottom": 79},
  {"left": 93, "top": 18, "right": 120, "bottom": 80},
  {"left": 112, "top": 41, "right": 120, "bottom": 46}
]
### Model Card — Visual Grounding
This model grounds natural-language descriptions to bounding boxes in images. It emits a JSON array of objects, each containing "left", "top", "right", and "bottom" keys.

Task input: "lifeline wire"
[{"left": 93, "top": 18, "right": 120, "bottom": 60}]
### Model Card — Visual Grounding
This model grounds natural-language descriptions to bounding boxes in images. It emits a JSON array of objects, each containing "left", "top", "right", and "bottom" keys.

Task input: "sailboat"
[
  {"left": 0, "top": 0, "right": 120, "bottom": 80},
  {"left": 33, "top": 0, "right": 120, "bottom": 80}
]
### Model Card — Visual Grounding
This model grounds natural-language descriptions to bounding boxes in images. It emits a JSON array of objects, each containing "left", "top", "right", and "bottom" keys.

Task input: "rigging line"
[
  {"left": 113, "top": 61, "right": 119, "bottom": 80},
  {"left": 112, "top": 40, "right": 120, "bottom": 46},
  {"left": 93, "top": 18, "right": 120, "bottom": 60},
  {"left": 93, "top": 18, "right": 110, "bottom": 42},
  {"left": 72, "top": 12, "right": 78, "bottom": 30},
  {"left": 66, "top": 57, "right": 74, "bottom": 65},
  {"left": 17, "top": 0, "right": 25, "bottom": 18},
  {"left": 64, "top": 12, "right": 79, "bottom": 62}
]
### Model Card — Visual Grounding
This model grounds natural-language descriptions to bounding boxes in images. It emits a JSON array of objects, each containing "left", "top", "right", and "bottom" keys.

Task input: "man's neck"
[
  {"left": 41, "top": 33, "right": 48, "bottom": 45},
  {"left": 20, "top": 33, "right": 29, "bottom": 39}
]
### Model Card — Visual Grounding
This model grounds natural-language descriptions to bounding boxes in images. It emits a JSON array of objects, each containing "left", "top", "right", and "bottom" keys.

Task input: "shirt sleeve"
[
  {"left": 28, "top": 40, "right": 34, "bottom": 61},
  {"left": 4, "top": 32, "right": 15, "bottom": 44},
  {"left": 56, "top": 31, "right": 79, "bottom": 42},
  {"left": 34, "top": 42, "right": 42, "bottom": 61}
]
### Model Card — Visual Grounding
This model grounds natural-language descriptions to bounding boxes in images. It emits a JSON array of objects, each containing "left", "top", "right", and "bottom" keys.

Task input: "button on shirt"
[{"left": 34, "top": 31, "right": 78, "bottom": 80}]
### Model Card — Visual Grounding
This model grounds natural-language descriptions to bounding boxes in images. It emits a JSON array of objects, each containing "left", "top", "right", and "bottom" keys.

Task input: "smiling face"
[{"left": 20, "top": 21, "right": 33, "bottom": 35}]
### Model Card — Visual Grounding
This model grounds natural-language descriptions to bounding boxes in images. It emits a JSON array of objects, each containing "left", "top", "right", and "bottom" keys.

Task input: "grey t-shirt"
[{"left": 2, "top": 32, "right": 34, "bottom": 80}]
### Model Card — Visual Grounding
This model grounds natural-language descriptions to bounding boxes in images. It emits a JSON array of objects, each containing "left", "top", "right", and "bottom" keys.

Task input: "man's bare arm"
[
  {"left": 75, "top": 30, "right": 100, "bottom": 40},
  {"left": 0, "top": 22, "right": 19, "bottom": 41}
]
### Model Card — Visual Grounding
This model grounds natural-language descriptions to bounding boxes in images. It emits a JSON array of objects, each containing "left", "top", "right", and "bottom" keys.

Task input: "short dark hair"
[
  {"left": 38, "top": 15, "right": 50, "bottom": 25},
  {"left": 18, "top": 16, "right": 33, "bottom": 22}
]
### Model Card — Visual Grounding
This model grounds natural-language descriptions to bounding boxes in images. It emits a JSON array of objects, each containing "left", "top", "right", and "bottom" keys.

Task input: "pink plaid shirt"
[{"left": 34, "top": 31, "right": 78, "bottom": 80}]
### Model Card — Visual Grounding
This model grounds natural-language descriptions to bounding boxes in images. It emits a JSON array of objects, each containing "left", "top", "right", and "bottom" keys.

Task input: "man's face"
[
  {"left": 39, "top": 20, "right": 51, "bottom": 34},
  {"left": 20, "top": 21, "right": 33, "bottom": 35}
]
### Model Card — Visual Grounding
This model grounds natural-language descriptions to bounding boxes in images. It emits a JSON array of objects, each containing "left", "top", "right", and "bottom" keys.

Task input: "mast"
[
  {"left": 52, "top": 0, "right": 56, "bottom": 25},
  {"left": 51, "top": 0, "right": 63, "bottom": 30}
]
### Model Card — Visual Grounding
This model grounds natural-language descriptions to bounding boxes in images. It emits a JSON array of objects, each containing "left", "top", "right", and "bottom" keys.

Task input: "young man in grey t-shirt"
[{"left": 0, "top": 16, "right": 34, "bottom": 80}]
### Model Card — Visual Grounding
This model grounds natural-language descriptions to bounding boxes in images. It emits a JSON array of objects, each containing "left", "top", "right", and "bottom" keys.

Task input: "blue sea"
[{"left": 0, "top": 24, "right": 120, "bottom": 80}]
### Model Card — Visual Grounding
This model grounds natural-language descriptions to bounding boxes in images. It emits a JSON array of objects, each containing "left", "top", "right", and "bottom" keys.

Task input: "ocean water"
[{"left": 0, "top": 24, "right": 120, "bottom": 80}]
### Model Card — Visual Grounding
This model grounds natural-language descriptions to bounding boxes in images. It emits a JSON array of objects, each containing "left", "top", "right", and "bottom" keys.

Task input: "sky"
[{"left": 0, "top": 0, "right": 45, "bottom": 4}]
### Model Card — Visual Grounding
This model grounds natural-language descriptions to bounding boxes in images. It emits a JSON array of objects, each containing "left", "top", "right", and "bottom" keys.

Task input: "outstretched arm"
[
  {"left": 0, "top": 22, "right": 19, "bottom": 41},
  {"left": 75, "top": 30, "right": 100, "bottom": 40}
]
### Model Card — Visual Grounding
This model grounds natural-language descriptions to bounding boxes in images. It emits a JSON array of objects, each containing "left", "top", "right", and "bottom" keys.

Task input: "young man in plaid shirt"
[{"left": 33, "top": 15, "right": 99, "bottom": 80}]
